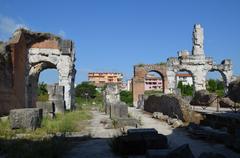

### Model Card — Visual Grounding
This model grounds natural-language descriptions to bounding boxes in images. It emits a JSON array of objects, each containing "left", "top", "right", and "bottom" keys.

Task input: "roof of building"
[{"left": 176, "top": 73, "right": 192, "bottom": 77}]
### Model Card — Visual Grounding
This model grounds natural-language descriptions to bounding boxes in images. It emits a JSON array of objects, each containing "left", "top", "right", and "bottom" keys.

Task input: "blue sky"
[{"left": 0, "top": 0, "right": 239, "bottom": 84}]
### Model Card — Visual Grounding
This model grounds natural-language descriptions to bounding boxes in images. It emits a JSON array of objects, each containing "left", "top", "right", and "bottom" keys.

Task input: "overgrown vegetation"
[
  {"left": 75, "top": 82, "right": 103, "bottom": 109},
  {"left": 75, "top": 81, "right": 97, "bottom": 99},
  {"left": 207, "top": 79, "right": 225, "bottom": 97},
  {"left": 144, "top": 90, "right": 163, "bottom": 96},
  {"left": 0, "top": 110, "right": 91, "bottom": 157},
  {"left": 37, "top": 82, "right": 49, "bottom": 101},
  {"left": 120, "top": 91, "right": 133, "bottom": 107},
  {"left": 177, "top": 81, "right": 194, "bottom": 96}
]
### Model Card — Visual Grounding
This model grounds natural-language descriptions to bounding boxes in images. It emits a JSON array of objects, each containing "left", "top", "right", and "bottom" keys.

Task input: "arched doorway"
[
  {"left": 175, "top": 69, "right": 194, "bottom": 96},
  {"left": 132, "top": 64, "right": 168, "bottom": 107},
  {"left": 27, "top": 61, "right": 58, "bottom": 108},
  {"left": 37, "top": 69, "right": 59, "bottom": 102},
  {"left": 206, "top": 69, "right": 227, "bottom": 96},
  {"left": 144, "top": 71, "right": 164, "bottom": 96}
]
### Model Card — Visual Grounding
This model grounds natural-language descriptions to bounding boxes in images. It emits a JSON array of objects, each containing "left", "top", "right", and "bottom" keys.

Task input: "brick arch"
[{"left": 132, "top": 64, "right": 168, "bottom": 107}]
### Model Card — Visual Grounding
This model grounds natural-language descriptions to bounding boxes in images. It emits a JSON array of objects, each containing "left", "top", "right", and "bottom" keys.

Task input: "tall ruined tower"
[{"left": 192, "top": 24, "right": 204, "bottom": 56}]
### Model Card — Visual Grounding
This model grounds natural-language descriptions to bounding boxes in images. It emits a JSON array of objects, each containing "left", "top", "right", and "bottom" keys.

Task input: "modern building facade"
[
  {"left": 144, "top": 74, "right": 163, "bottom": 91},
  {"left": 176, "top": 73, "right": 193, "bottom": 85},
  {"left": 88, "top": 72, "right": 123, "bottom": 87}
]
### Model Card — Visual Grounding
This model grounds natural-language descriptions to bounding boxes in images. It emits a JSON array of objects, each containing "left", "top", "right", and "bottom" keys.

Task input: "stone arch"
[
  {"left": 132, "top": 64, "right": 168, "bottom": 107},
  {"left": 27, "top": 61, "right": 57, "bottom": 108},
  {"left": 207, "top": 69, "right": 228, "bottom": 94},
  {"left": 23, "top": 31, "right": 76, "bottom": 110}
]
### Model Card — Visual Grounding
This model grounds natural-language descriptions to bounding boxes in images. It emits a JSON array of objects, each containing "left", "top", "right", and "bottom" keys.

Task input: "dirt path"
[
  {"left": 64, "top": 109, "right": 121, "bottom": 158},
  {"left": 65, "top": 108, "right": 240, "bottom": 158}
]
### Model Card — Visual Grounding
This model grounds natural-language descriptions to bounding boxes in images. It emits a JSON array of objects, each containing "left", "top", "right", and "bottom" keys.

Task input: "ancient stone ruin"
[
  {"left": 103, "top": 84, "right": 128, "bottom": 118},
  {"left": 133, "top": 24, "right": 234, "bottom": 106},
  {"left": 0, "top": 29, "right": 76, "bottom": 116}
]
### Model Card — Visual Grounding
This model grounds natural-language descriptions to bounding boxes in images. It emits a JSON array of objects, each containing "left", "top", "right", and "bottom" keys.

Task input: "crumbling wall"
[
  {"left": 0, "top": 29, "right": 76, "bottom": 116},
  {"left": 0, "top": 36, "right": 28, "bottom": 115}
]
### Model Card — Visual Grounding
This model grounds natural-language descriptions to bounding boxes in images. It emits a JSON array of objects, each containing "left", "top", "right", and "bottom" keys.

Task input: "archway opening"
[
  {"left": 206, "top": 70, "right": 226, "bottom": 97},
  {"left": 176, "top": 70, "right": 194, "bottom": 96},
  {"left": 37, "top": 69, "right": 59, "bottom": 102},
  {"left": 144, "top": 71, "right": 164, "bottom": 96}
]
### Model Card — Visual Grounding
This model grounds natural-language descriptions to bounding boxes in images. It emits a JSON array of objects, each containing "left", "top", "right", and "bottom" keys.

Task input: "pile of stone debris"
[
  {"left": 111, "top": 128, "right": 227, "bottom": 158},
  {"left": 152, "top": 112, "right": 184, "bottom": 128}
]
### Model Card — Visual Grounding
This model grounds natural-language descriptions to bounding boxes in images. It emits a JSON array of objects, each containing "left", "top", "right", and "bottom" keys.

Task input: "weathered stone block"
[
  {"left": 36, "top": 101, "right": 53, "bottom": 116},
  {"left": 110, "top": 102, "right": 128, "bottom": 119},
  {"left": 9, "top": 108, "right": 42, "bottom": 130},
  {"left": 116, "top": 132, "right": 168, "bottom": 155},
  {"left": 144, "top": 94, "right": 191, "bottom": 122},
  {"left": 190, "top": 90, "right": 217, "bottom": 106},
  {"left": 47, "top": 84, "right": 64, "bottom": 101},
  {"left": 228, "top": 78, "right": 240, "bottom": 103},
  {"left": 167, "top": 144, "right": 195, "bottom": 158},
  {"left": 52, "top": 100, "right": 65, "bottom": 113},
  {"left": 146, "top": 149, "right": 171, "bottom": 158}
]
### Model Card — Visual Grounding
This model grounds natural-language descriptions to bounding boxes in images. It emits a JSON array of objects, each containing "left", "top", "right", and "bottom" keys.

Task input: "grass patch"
[
  {"left": 144, "top": 90, "right": 163, "bottom": 96},
  {"left": 0, "top": 136, "right": 71, "bottom": 158},
  {"left": 0, "top": 109, "right": 92, "bottom": 157}
]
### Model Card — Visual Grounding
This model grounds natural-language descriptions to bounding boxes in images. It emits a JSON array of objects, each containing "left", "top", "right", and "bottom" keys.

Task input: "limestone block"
[
  {"left": 47, "top": 84, "right": 64, "bottom": 100},
  {"left": 9, "top": 108, "right": 42, "bottom": 130},
  {"left": 36, "top": 101, "right": 53, "bottom": 116},
  {"left": 144, "top": 94, "right": 191, "bottom": 122},
  {"left": 110, "top": 102, "right": 128, "bottom": 119},
  {"left": 167, "top": 144, "right": 195, "bottom": 158}
]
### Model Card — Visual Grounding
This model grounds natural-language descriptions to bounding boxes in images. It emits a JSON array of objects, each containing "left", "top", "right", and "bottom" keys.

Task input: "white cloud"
[
  {"left": 0, "top": 15, "right": 27, "bottom": 40},
  {"left": 58, "top": 30, "right": 66, "bottom": 38}
]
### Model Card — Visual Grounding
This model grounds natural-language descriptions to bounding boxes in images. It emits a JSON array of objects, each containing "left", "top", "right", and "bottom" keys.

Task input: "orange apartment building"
[{"left": 88, "top": 72, "right": 123, "bottom": 87}]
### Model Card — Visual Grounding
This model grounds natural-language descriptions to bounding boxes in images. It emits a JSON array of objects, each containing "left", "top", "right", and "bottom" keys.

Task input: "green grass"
[
  {"left": 0, "top": 110, "right": 92, "bottom": 157},
  {"left": 144, "top": 90, "right": 163, "bottom": 96},
  {"left": 0, "top": 110, "right": 91, "bottom": 139},
  {"left": 37, "top": 94, "right": 49, "bottom": 102}
]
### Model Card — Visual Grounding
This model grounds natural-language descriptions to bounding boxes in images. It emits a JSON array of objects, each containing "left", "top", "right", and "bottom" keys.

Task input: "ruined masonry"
[
  {"left": 133, "top": 24, "right": 233, "bottom": 106},
  {"left": 0, "top": 29, "right": 76, "bottom": 115}
]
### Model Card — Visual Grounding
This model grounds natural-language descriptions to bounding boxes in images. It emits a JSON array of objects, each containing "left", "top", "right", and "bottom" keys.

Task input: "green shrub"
[{"left": 120, "top": 91, "right": 133, "bottom": 106}]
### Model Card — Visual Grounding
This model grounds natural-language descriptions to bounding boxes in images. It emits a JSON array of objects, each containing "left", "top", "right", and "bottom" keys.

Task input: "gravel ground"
[{"left": 65, "top": 108, "right": 240, "bottom": 158}]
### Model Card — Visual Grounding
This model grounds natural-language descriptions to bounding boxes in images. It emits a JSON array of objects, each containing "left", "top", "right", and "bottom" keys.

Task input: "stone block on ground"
[
  {"left": 228, "top": 78, "right": 240, "bottom": 103},
  {"left": 198, "top": 152, "right": 226, "bottom": 158},
  {"left": 167, "top": 144, "right": 195, "bottom": 158},
  {"left": 113, "top": 118, "right": 139, "bottom": 128},
  {"left": 127, "top": 128, "right": 158, "bottom": 136},
  {"left": 190, "top": 90, "right": 217, "bottom": 107},
  {"left": 36, "top": 101, "right": 53, "bottom": 116},
  {"left": 52, "top": 100, "right": 65, "bottom": 113},
  {"left": 9, "top": 108, "right": 42, "bottom": 130},
  {"left": 144, "top": 94, "right": 192, "bottom": 122},
  {"left": 110, "top": 102, "right": 128, "bottom": 119},
  {"left": 146, "top": 149, "right": 171, "bottom": 158},
  {"left": 113, "top": 128, "right": 168, "bottom": 155}
]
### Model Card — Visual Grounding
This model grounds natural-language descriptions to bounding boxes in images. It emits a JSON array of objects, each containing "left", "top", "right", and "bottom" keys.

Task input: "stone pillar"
[
  {"left": 132, "top": 77, "right": 145, "bottom": 107},
  {"left": 166, "top": 70, "right": 176, "bottom": 94},
  {"left": 47, "top": 84, "right": 65, "bottom": 113},
  {"left": 193, "top": 71, "right": 207, "bottom": 91},
  {"left": 192, "top": 24, "right": 204, "bottom": 56}
]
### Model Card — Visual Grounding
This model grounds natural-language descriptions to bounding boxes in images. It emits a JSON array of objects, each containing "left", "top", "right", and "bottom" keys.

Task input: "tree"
[
  {"left": 207, "top": 79, "right": 217, "bottom": 92},
  {"left": 177, "top": 81, "right": 193, "bottom": 96},
  {"left": 75, "top": 82, "right": 97, "bottom": 98},
  {"left": 120, "top": 91, "right": 133, "bottom": 106},
  {"left": 37, "top": 82, "right": 48, "bottom": 96}
]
